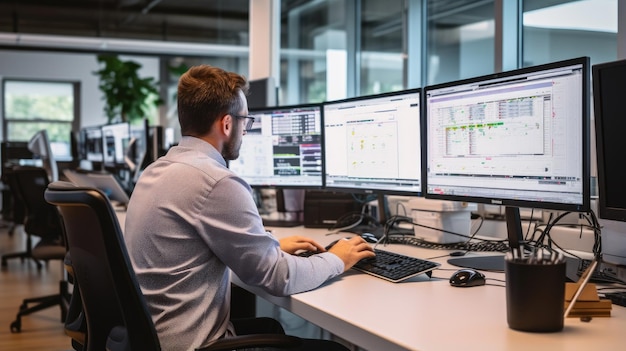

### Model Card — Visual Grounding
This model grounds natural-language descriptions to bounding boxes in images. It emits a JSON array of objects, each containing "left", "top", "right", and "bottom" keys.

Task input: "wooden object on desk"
[{"left": 564, "top": 282, "right": 612, "bottom": 318}]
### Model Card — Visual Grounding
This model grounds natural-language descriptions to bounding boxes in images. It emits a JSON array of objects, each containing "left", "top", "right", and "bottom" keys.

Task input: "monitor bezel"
[
  {"left": 321, "top": 88, "right": 424, "bottom": 197},
  {"left": 593, "top": 58, "right": 626, "bottom": 222},
  {"left": 424, "top": 57, "right": 591, "bottom": 213},
  {"left": 232, "top": 103, "right": 325, "bottom": 190}
]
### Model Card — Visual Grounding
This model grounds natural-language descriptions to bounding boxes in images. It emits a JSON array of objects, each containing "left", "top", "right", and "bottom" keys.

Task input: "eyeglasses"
[{"left": 233, "top": 115, "right": 255, "bottom": 131}]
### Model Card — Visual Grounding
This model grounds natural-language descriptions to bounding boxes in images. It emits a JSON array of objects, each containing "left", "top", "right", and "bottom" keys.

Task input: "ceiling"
[
  {"left": 0, "top": 0, "right": 251, "bottom": 45},
  {"left": 0, "top": 0, "right": 571, "bottom": 55}
]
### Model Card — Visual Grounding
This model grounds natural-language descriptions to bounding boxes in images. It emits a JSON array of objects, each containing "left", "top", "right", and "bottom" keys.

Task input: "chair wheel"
[{"left": 10, "top": 319, "right": 21, "bottom": 333}]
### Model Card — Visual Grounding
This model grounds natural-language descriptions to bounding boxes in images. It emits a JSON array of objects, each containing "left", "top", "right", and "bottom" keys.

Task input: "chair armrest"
[{"left": 196, "top": 334, "right": 302, "bottom": 351}]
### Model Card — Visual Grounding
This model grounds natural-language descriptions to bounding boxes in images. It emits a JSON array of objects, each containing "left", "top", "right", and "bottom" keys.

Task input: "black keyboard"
[
  {"left": 352, "top": 249, "right": 440, "bottom": 283},
  {"left": 577, "top": 259, "right": 623, "bottom": 284},
  {"left": 603, "top": 291, "right": 626, "bottom": 307}
]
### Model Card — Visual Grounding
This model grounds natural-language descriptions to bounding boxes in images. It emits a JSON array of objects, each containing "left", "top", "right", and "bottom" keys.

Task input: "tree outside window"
[{"left": 3, "top": 80, "right": 77, "bottom": 161}]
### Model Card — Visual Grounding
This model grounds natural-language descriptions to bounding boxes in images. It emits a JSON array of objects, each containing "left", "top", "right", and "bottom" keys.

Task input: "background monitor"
[
  {"left": 27, "top": 129, "right": 58, "bottom": 182},
  {"left": 248, "top": 77, "right": 277, "bottom": 109},
  {"left": 80, "top": 125, "right": 104, "bottom": 164},
  {"left": 101, "top": 122, "right": 130, "bottom": 168},
  {"left": 322, "top": 88, "right": 423, "bottom": 196},
  {"left": 228, "top": 104, "right": 324, "bottom": 189},
  {"left": 424, "top": 57, "right": 590, "bottom": 269},
  {"left": 592, "top": 58, "right": 626, "bottom": 268}
]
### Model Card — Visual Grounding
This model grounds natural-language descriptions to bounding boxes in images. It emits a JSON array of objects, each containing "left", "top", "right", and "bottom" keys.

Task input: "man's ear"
[{"left": 221, "top": 114, "right": 233, "bottom": 137}]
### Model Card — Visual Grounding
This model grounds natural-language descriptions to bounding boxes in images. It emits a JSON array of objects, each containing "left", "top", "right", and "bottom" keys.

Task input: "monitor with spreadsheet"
[
  {"left": 228, "top": 104, "right": 324, "bottom": 188},
  {"left": 424, "top": 57, "right": 590, "bottom": 268},
  {"left": 425, "top": 57, "right": 589, "bottom": 213},
  {"left": 322, "top": 88, "right": 423, "bottom": 196}
]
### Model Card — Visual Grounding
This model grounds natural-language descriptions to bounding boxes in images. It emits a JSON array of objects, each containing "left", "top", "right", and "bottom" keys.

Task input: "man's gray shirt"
[{"left": 124, "top": 136, "right": 343, "bottom": 351}]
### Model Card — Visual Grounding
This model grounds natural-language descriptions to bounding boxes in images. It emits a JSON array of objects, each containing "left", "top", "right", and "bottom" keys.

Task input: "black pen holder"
[{"left": 505, "top": 257, "right": 566, "bottom": 332}]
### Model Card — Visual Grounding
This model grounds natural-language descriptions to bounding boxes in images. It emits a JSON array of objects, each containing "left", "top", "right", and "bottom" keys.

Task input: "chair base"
[
  {"left": 1, "top": 251, "right": 42, "bottom": 269},
  {"left": 10, "top": 280, "right": 70, "bottom": 333}
]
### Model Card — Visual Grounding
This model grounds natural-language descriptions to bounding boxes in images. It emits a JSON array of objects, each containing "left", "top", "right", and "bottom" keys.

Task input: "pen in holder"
[{"left": 505, "top": 247, "right": 566, "bottom": 332}]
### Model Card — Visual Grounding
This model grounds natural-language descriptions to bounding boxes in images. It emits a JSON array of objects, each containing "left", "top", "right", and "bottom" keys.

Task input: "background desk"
[{"left": 234, "top": 226, "right": 626, "bottom": 351}]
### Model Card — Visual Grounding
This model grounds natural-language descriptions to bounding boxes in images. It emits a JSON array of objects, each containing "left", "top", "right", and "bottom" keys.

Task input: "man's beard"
[{"left": 222, "top": 129, "right": 242, "bottom": 161}]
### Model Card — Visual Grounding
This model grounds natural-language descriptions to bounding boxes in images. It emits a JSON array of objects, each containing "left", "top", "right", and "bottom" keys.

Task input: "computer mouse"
[
  {"left": 449, "top": 269, "right": 486, "bottom": 287},
  {"left": 361, "top": 233, "right": 378, "bottom": 243}
]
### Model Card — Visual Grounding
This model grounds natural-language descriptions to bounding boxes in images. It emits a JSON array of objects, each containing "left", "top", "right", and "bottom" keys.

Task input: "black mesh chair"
[
  {"left": 44, "top": 181, "right": 302, "bottom": 351},
  {"left": 8, "top": 166, "right": 70, "bottom": 333}
]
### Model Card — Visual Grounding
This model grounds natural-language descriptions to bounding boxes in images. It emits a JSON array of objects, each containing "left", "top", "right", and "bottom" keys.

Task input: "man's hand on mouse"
[{"left": 327, "top": 236, "right": 376, "bottom": 272}]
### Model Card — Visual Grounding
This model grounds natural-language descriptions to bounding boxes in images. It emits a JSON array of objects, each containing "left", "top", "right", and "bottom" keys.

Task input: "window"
[
  {"left": 280, "top": 0, "right": 407, "bottom": 104},
  {"left": 2, "top": 80, "right": 78, "bottom": 161},
  {"left": 426, "top": 1, "right": 495, "bottom": 85},
  {"left": 360, "top": 0, "right": 405, "bottom": 95},
  {"left": 523, "top": 0, "right": 617, "bottom": 66}
]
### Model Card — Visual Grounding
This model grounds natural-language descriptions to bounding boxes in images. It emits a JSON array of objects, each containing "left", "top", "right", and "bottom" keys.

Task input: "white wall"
[{"left": 0, "top": 49, "right": 160, "bottom": 136}]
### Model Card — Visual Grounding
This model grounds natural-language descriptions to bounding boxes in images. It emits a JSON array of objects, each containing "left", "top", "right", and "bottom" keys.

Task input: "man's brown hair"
[{"left": 177, "top": 65, "right": 249, "bottom": 136}]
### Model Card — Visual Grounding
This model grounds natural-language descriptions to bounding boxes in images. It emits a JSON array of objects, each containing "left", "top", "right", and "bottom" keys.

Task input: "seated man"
[{"left": 124, "top": 64, "right": 375, "bottom": 351}]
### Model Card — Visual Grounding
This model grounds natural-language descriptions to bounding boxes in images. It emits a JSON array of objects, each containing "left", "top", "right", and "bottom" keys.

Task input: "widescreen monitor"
[
  {"left": 228, "top": 104, "right": 324, "bottom": 188},
  {"left": 322, "top": 89, "right": 423, "bottom": 196},
  {"left": 592, "top": 58, "right": 626, "bottom": 268},
  {"left": 101, "top": 122, "right": 131, "bottom": 168},
  {"left": 424, "top": 57, "right": 590, "bottom": 269}
]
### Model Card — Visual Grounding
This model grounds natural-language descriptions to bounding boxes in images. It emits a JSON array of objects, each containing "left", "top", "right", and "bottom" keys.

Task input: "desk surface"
[{"left": 234, "top": 226, "right": 626, "bottom": 351}]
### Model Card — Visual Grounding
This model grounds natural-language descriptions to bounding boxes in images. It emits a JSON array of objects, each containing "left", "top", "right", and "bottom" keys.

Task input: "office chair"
[
  {"left": 8, "top": 166, "right": 70, "bottom": 333},
  {"left": 1, "top": 167, "right": 38, "bottom": 268},
  {"left": 44, "top": 181, "right": 302, "bottom": 351}
]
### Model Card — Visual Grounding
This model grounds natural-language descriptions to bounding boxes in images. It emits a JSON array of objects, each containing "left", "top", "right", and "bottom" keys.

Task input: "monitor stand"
[
  {"left": 447, "top": 206, "right": 523, "bottom": 272},
  {"left": 448, "top": 255, "right": 506, "bottom": 271}
]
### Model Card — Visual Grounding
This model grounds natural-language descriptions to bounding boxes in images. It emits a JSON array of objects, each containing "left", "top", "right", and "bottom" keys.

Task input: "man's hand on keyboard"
[{"left": 328, "top": 236, "right": 376, "bottom": 272}]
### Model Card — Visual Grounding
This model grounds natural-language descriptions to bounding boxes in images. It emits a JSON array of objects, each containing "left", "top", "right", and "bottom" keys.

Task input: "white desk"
[{"left": 234, "top": 226, "right": 626, "bottom": 351}]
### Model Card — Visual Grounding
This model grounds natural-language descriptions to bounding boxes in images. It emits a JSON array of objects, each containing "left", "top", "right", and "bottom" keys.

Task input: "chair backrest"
[
  {"left": 12, "top": 166, "right": 63, "bottom": 241},
  {"left": 3, "top": 167, "right": 26, "bottom": 225},
  {"left": 44, "top": 181, "right": 160, "bottom": 351}
]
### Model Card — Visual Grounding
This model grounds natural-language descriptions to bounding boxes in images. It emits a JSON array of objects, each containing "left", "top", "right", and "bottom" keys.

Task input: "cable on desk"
[
  {"left": 374, "top": 214, "right": 509, "bottom": 253},
  {"left": 532, "top": 210, "right": 602, "bottom": 260},
  {"left": 326, "top": 201, "right": 381, "bottom": 235}
]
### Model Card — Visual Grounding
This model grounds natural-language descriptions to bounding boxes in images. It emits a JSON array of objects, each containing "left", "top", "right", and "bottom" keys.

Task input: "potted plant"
[{"left": 94, "top": 54, "right": 163, "bottom": 124}]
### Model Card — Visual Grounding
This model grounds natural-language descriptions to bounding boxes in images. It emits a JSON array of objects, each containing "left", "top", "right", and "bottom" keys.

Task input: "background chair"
[
  {"left": 1, "top": 167, "right": 36, "bottom": 268},
  {"left": 8, "top": 166, "right": 70, "bottom": 333},
  {"left": 44, "top": 181, "right": 302, "bottom": 351}
]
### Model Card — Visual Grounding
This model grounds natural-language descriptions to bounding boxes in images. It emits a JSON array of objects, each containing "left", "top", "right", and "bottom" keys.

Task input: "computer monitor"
[
  {"left": 101, "top": 122, "right": 131, "bottom": 169},
  {"left": 424, "top": 57, "right": 590, "bottom": 270},
  {"left": 27, "top": 129, "right": 59, "bottom": 182},
  {"left": 79, "top": 125, "right": 104, "bottom": 164},
  {"left": 323, "top": 89, "right": 423, "bottom": 195},
  {"left": 322, "top": 89, "right": 423, "bottom": 224},
  {"left": 228, "top": 104, "right": 324, "bottom": 189},
  {"left": 228, "top": 104, "right": 323, "bottom": 227},
  {"left": 592, "top": 58, "right": 626, "bottom": 270}
]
